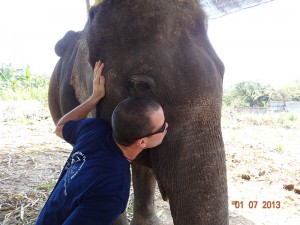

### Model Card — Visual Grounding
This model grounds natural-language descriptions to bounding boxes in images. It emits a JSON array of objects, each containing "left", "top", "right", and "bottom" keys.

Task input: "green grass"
[
  {"left": 0, "top": 86, "right": 48, "bottom": 102},
  {"left": 0, "top": 63, "right": 49, "bottom": 105},
  {"left": 33, "top": 183, "right": 56, "bottom": 190}
]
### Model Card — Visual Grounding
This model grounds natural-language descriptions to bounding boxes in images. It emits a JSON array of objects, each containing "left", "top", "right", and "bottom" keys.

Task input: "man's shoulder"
[
  {"left": 79, "top": 118, "right": 111, "bottom": 131},
  {"left": 82, "top": 117, "right": 109, "bottom": 125},
  {"left": 63, "top": 117, "right": 112, "bottom": 144}
]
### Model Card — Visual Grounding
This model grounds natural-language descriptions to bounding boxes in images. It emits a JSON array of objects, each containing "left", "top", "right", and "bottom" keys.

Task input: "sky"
[
  {"left": 0, "top": 0, "right": 299, "bottom": 88},
  {"left": 208, "top": 0, "right": 300, "bottom": 88}
]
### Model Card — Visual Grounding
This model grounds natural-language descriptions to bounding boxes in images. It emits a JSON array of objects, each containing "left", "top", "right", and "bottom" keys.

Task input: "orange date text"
[{"left": 233, "top": 201, "right": 281, "bottom": 209}]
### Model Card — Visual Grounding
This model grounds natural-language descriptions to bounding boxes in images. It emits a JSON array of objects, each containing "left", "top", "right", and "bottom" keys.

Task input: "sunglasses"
[{"left": 129, "top": 119, "right": 166, "bottom": 142}]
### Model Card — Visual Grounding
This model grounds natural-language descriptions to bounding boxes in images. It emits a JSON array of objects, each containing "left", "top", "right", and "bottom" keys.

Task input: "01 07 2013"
[{"left": 233, "top": 200, "right": 281, "bottom": 209}]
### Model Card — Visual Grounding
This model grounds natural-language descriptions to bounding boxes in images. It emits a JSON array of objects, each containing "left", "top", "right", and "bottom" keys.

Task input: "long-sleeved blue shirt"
[{"left": 35, "top": 118, "right": 131, "bottom": 225}]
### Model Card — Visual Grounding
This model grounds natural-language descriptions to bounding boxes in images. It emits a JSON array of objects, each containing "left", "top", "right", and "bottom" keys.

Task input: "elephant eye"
[
  {"left": 127, "top": 75, "right": 156, "bottom": 96},
  {"left": 130, "top": 80, "right": 150, "bottom": 90}
]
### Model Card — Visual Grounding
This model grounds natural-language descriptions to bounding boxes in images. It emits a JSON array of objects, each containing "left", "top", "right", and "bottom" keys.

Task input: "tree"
[
  {"left": 268, "top": 80, "right": 300, "bottom": 101},
  {"left": 223, "top": 81, "right": 271, "bottom": 107},
  {"left": 284, "top": 80, "right": 300, "bottom": 101}
]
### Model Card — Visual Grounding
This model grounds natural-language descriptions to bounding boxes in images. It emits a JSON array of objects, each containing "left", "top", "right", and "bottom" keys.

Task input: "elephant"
[{"left": 48, "top": 0, "right": 272, "bottom": 224}]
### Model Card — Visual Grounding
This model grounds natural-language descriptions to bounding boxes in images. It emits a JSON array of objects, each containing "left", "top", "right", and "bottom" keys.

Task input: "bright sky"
[
  {"left": 0, "top": 0, "right": 87, "bottom": 75},
  {"left": 0, "top": 0, "right": 299, "bottom": 88}
]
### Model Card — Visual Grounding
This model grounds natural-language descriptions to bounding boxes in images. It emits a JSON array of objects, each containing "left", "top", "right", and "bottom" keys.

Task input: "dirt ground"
[{"left": 0, "top": 100, "right": 299, "bottom": 225}]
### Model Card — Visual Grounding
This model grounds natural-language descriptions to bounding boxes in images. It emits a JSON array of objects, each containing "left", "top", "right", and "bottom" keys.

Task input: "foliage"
[
  {"left": 268, "top": 80, "right": 300, "bottom": 101},
  {"left": 94, "top": 0, "right": 103, "bottom": 5},
  {"left": 0, "top": 63, "right": 49, "bottom": 104},
  {"left": 87, "top": 0, "right": 102, "bottom": 9},
  {"left": 223, "top": 80, "right": 300, "bottom": 107},
  {"left": 268, "top": 87, "right": 286, "bottom": 101},
  {"left": 223, "top": 81, "right": 271, "bottom": 107}
]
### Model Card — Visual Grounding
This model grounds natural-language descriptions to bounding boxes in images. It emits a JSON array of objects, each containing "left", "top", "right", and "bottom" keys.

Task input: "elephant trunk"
[{"left": 152, "top": 102, "right": 228, "bottom": 224}]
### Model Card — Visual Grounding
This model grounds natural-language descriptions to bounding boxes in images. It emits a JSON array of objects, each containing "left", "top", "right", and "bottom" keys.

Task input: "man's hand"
[
  {"left": 55, "top": 60, "right": 106, "bottom": 139},
  {"left": 92, "top": 61, "right": 106, "bottom": 101}
]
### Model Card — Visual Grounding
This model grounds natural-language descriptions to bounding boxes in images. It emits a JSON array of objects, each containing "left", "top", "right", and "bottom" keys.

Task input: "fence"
[
  {"left": 268, "top": 101, "right": 285, "bottom": 113},
  {"left": 286, "top": 101, "right": 300, "bottom": 114},
  {"left": 234, "top": 101, "right": 300, "bottom": 114},
  {"left": 235, "top": 107, "right": 268, "bottom": 114}
]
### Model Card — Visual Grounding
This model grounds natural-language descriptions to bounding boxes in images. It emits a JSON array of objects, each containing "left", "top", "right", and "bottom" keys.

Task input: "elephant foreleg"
[{"left": 130, "top": 163, "right": 162, "bottom": 225}]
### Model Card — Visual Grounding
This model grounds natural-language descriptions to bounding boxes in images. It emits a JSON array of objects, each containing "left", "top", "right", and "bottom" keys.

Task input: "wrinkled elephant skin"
[{"left": 48, "top": 0, "right": 228, "bottom": 224}]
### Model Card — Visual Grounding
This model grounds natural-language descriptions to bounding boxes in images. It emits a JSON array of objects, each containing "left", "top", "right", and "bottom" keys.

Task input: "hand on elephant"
[{"left": 92, "top": 60, "right": 106, "bottom": 101}]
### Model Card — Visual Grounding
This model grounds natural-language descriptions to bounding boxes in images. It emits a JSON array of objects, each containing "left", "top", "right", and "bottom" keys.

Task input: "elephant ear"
[
  {"left": 200, "top": 0, "right": 273, "bottom": 19},
  {"left": 70, "top": 32, "right": 95, "bottom": 117},
  {"left": 55, "top": 31, "right": 78, "bottom": 57}
]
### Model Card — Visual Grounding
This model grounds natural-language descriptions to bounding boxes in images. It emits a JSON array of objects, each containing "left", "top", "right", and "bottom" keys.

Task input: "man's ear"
[{"left": 135, "top": 138, "right": 147, "bottom": 149}]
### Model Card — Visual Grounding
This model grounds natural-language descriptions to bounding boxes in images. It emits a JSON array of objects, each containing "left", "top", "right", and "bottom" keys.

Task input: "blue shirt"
[{"left": 35, "top": 118, "right": 131, "bottom": 225}]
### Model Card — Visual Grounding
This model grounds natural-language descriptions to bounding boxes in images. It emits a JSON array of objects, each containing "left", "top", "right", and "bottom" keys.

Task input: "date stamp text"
[{"left": 233, "top": 201, "right": 281, "bottom": 209}]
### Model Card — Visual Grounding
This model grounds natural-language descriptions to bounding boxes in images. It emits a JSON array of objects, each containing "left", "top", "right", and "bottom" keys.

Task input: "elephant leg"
[
  {"left": 113, "top": 212, "right": 129, "bottom": 225},
  {"left": 130, "top": 163, "right": 162, "bottom": 225}
]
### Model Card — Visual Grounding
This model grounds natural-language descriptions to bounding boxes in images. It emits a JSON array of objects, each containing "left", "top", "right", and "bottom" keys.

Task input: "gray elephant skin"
[{"left": 48, "top": 0, "right": 227, "bottom": 224}]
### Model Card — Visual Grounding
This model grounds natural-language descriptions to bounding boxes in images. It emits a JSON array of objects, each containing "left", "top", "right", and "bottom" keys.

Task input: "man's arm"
[{"left": 55, "top": 61, "right": 106, "bottom": 139}]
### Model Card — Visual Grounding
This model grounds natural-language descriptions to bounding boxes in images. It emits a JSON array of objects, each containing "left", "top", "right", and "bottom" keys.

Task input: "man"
[{"left": 35, "top": 61, "right": 168, "bottom": 225}]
